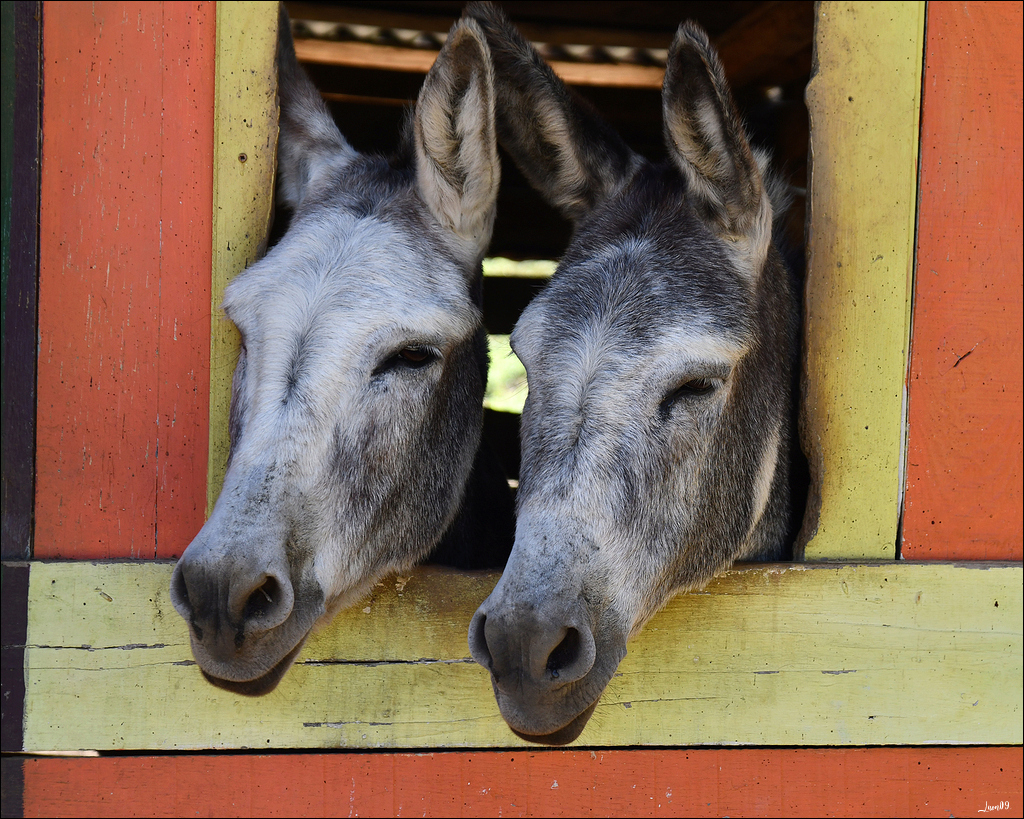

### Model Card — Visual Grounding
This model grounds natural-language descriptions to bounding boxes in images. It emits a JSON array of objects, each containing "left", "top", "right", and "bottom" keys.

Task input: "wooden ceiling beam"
[{"left": 294, "top": 38, "right": 666, "bottom": 88}]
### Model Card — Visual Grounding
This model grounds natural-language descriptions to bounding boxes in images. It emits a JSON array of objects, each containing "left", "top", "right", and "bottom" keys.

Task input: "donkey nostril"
[
  {"left": 468, "top": 612, "right": 494, "bottom": 670},
  {"left": 170, "top": 565, "right": 192, "bottom": 617},
  {"left": 243, "top": 576, "right": 281, "bottom": 622},
  {"left": 546, "top": 627, "right": 581, "bottom": 677}
]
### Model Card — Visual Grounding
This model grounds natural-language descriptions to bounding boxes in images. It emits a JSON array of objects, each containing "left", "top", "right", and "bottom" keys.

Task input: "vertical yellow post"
[
  {"left": 799, "top": 2, "right": 925, "bottom": 559},
  {"left": 208, "top": 1, "right": 279, "bottom": 513}
]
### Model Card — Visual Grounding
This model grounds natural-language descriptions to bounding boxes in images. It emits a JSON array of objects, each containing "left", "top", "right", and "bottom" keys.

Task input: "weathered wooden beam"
[
  {"left": 10, "top": 748, "right": 1023, "bottom": 818},
  {"left": 13, "top": 560, "right": 1021, "bottom": 752},
  {"left": 0, "top": 1, "right": 41, "bottom": 560},
  {"left": 294, "top": 37, "right": 667, "bottom": 88},
  {"left": 799, "top": 2, "right": 926, "bottom": 560},
  {"left": 34, "top": 1, "right": 217, "bottom": 559},
  {"left": 903, "top": 1, "right": 1023, "bottom": 560},
  {"left": 207, "top": 1, "right": 279, "bottom": 513}
]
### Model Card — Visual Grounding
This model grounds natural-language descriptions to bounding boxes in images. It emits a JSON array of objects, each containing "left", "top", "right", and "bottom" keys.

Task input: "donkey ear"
[
  {"left": 276, "top": 6, "right": 357, "bottom": 210},
  {"left": 662, "top": 22, "right": 772, "bottom": 260},
  {"left": 465, "top": 2, "right": 636, "bottom": 224},
  {"left": 414, "top": 18, "right": 500, "bottom": 260}
]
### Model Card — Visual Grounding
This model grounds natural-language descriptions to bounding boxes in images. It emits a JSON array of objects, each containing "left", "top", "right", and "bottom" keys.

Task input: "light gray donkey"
[
  {"left": 170, "top": 8, "right": 512, "bottom": 696},
  {"left": 466, "top": 3, "right": 802, "bottom": 744}
]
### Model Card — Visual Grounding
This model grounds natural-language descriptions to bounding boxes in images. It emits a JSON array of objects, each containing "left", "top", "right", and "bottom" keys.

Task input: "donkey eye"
[
  {"left": 659, "top": 377, "right": 719, "bottom": 418},
  {"left": 374, "top": 345, "right": 439, "bottom": 376},
  {"left": 398, "top": 347, "right": 434, "bottom": 365}
]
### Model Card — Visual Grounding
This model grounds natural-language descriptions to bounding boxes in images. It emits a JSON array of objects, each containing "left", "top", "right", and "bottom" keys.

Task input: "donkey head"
[
  {"left": 466, "top": 4, "right": 799, "bottom": 744},
  {"left": 170, "top": 10, "right": 508, "bottom": 695}
]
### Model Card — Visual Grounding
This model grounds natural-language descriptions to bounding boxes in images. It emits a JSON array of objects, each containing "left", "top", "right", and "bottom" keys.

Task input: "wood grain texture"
[
  {"left": 291, "top": 2, "right": 815, "bottom": 92},
  {"left": 207, "top": 0, "right": 279, "bottom": 514},
  {"left": 18, "top": 561, "right": 1021, "bottom": 752},
  {"left": 1, "top": 2, "right": 41, "bottom": 560},
  {"left": 798, "top": 1, "right": 925, "bottom": 560},
  {"left": 0, "top": 563, "right": 29, "bottom": 753},
  {"left": 902, "top": 1, "right": 1023, "bottom": 560},
  {"left": 1, "top": 757, "right": 25, "bottom": 819},
  {"left": 35, "top": 1, "right": 215, "bottom": 558},
  {"left": 294, "top": 38, "right": 667, "bottom": 88},
  {"left": 14, "top": 747, "right": 1024, "bottom": 818}
]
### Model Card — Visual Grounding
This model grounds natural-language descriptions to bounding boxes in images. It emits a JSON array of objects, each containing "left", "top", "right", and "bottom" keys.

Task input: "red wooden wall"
[
  {"left": 34, "top": 0, "right": 214, "bottom": 559},
  {"left": 14, "top": 749, "right": 1024, "bottom": 818},
  {"left": 902, "top": 0, "right": 1023, "bottom": 560}
]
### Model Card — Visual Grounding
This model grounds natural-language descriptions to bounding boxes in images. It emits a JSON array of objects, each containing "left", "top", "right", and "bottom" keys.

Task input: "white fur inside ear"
[
  {"left": 662, "top": 44, "right": 773, "bottom": 280},
  {"left": 414, "top": 23, "right": 500, "bottom": 260},
  {"left": 727, "top": 187, "right": 773, "bottom": 278}
]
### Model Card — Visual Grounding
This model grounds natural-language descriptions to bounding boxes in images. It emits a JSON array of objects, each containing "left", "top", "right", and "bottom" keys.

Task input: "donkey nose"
[
  {"left": 170, "top": 557, "right": 295, "bottom": 654},
  {"left": 469, "top": 605, "right": 597, "bottom": 688}
]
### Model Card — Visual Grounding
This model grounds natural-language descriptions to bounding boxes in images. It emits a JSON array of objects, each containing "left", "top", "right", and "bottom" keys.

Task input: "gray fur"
[
  {"left": 466, "top": 3, "right": 799, "bottom": 744},
  {"left": 170, "top": 7, "right": 512, "bottom": 696}
]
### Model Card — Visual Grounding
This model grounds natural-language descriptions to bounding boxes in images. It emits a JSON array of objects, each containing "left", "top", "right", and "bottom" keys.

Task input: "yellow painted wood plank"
[
  {"left": 799, "top": 2, "right": 925, "bottom": 559},
  {"left": 482, "top": 257, "right": 556, "bottom": 278},
  {"left": 208, "top": 1, "right": 279, "bottom": 513},
  {"left": 22, "top": 561, "right": 1021, "bottom": 751}
]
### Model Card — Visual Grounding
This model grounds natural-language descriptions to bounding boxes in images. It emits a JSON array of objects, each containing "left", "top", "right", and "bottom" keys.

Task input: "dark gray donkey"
[
  {"left": 171, "top": 8, "right": 512, "bottom": 696},
  {"left": 466, "top": 3, "right": 801, "bottom": 744}
]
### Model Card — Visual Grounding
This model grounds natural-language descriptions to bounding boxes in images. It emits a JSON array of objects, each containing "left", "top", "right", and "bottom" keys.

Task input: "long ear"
[
  {"left": 276, "top": 5, "right": 357, "bottom": 209},
  {"left": 414, "top": 17, "right": 500, "bottom": 261},
  {"left": 465, "top": 2, "right": 637, "bottom": 224},
  {"left": 662, "top": 22, "right": 772, "bottom": 264}
]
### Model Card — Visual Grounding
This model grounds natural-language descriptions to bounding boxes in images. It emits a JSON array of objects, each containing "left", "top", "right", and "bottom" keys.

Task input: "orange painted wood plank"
[
  {"left": 903, "top": 1, "right": 1023, "bottom": 559},
  {"left": 20, "top": 748, "right": 1023, "bottom": 818},
  {"left": 153, "top": 2, "right": 216, "bottom": 559},
  {"left": 35, "top": 2, "right": 214, "bottom": 558}
]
